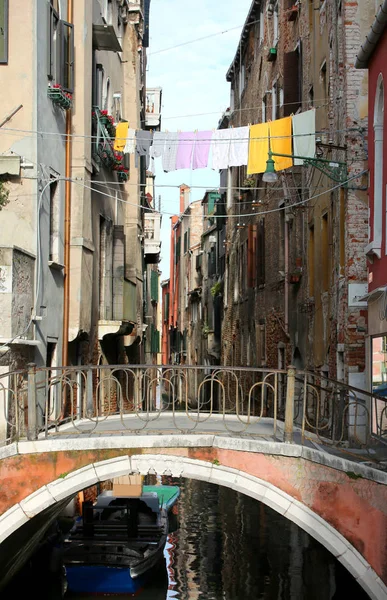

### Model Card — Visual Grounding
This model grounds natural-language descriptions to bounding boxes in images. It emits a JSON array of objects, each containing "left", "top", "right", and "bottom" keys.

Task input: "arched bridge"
[{"left": 0, "top": 364, "right": 386, "bottom": 598}]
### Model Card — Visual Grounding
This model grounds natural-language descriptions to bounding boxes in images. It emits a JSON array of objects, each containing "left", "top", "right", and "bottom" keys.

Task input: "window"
[
  {"left": 373, "top": 75, "right": 384, "bottom": 252},
  {"left": 272, "top": 81, "right": 280, "bottom": 121},
  {"left": 48, "top": 3, "right": 74, "bottom": 93},
  {"left": 320, "top": 59, "right": 327, "bottom": 102},
  {"left": 283, "top": 43, "right": 302, "bottom": 116},
  {"left": 273, "top": 1, "right": 279, "bottom": 47},
  {"left": 279, "top": 203, "right": 285, "bottom": 271},
  {"left": 259, "top": 5, "right": 264, "bottom": 43},
  {"left": 0, "top": 0, "right": 9, "bottom": 64},
  {"left": 371, "top": 335, "right": 387, "bottom": 438},
  {"left": 256, "top": 219, "right": 265, "bottom": 286},
  {"left": 259, "top": 322, "right": 266, "bottom": 366},
  {"left": 93, "top": 63, "right": 104, "bottom": 108},
  {"left": 239, "top": 64, "right": 245, "bottom": 99},
  {"left": 49, "top": 176, "right": 60, "bottom": 264},
  {"left": 262, "top": 94, "right": 267, "bottom": 122},
  {"left": 321, "top": 213, "right": 329, "bottom": 292},
  {"left": 308, "top": 224, "right": 315, "bottom": 297}
]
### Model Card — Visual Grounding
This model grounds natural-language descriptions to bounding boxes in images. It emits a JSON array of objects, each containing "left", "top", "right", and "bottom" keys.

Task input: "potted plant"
[{"left": 48, "top": 84, "right": 73, "bottom": 110}]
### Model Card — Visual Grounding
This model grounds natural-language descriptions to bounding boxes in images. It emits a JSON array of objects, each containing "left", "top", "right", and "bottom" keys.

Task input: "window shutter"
[
  {"left": 257, "top": 219, "right": 265, "bottom": 285},
  {"left": 164, "top": 293, "right": 170, "bottom": 322},
  {"left": 59, "top": 20, "right": 74, "bottom": 92},
  {"left": 283, "top": 50, "right": 301, "bottom": 116},
  {"left": 151, "top": 270, "right": 158, "bottom": 302},
  {"left": 0, "top": 0, "right": 8, "bottom": 64},
  {"left": 247, "top": 224, "right": 254, "bottom": 288}
]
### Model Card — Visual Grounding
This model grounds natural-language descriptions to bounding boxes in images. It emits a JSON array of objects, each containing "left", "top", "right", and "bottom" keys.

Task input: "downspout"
[
  {"left": 62, "top": 0, "right": 73, "bottom": 367},
  {"left": 284, "top": 218, "right": 289, "bottom": 334}
]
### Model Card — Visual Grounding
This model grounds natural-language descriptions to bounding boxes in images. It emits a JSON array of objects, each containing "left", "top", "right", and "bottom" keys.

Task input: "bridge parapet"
[{"left": 0, "top": 364, "right": 385, "bottom": 451}]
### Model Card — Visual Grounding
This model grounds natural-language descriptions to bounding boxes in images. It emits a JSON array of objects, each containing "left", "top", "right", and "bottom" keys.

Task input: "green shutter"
[
  {"left": 0, "top": 0, "right": 8, "bottom": 64},
  {"left": 164, "top": 293, "right": 170, "bottom": 321},
  {"left": 151, "top": 270, "right": 159, "bottom": 302}
]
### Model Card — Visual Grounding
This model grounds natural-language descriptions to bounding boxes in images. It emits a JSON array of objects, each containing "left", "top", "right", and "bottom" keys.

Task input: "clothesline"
[{"left": 113, "top": 109, "right": 317, "bottom": 175}]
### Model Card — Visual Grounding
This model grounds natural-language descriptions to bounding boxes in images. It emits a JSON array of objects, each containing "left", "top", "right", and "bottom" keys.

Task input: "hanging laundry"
[
  {"left": 152, "top": 131, "right": 167, "bottom": 159},
  {"left": 211, "top": 129, "right": 231, "bottom": 170},
  {"left": 176, "top": 132, "right": 196, "bottom": 170},
  {"left": 269, "top": 117, "right": 293, "bottom": 171},
  {"left": 292, "top": 109, "right": 316, "bottom": 165},
  {"left": 192, "top": 130, "right": 213, "bottom": 170},
  {"left": 228, "top": 126, "right": 249, "bottom": 167},
  {"left": 162, "top": 132, "right": 179, "bottom": 172},
  {"left": 114, "top": 121, "right": 129, "bottom": 152},
  {"left": 135, "top": 130, "right": 153, "bottom": 169},
  {"left": 247, "top": 122, "right": 269, "bottom": 175},
  {"left": 124, "top": 128, "right": 136, "bottom": 154}
]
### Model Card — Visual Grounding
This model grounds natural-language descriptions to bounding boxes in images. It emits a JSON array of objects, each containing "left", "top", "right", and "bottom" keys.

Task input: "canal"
[{"left": 1, "top": 477, "right": 370, "bottom": 599}]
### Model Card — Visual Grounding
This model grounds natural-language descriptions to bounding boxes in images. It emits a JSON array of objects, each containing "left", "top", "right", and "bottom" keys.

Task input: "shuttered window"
[
  {"left": 0, "top": 0, "right": 8, "bottom": 64},
  {"left": 283, "top": 44, "right": 302, "bottom": 116},
  {"left": 150, "top": 270, "right": 158, "bottom": 302},
  {"left": 256, "top": 219, "right": 265, "bottom": 286},
  {"left": 47, "top": 1, "right": 75, "bottom": 92}
]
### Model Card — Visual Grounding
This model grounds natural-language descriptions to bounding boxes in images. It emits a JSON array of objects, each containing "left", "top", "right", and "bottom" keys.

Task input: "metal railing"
[{"left": 0, "top": 364, "right": 385, "bottom": 449}]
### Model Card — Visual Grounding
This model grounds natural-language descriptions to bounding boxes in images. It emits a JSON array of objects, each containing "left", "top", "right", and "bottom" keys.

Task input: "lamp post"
[{"left": 262, "top": 148, "right": 348, "bottom": 184}]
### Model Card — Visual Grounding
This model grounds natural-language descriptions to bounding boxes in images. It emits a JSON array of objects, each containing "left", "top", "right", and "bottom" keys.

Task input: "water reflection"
[{"left": 2, "top": 478, "right": 369, "bottom": 600}]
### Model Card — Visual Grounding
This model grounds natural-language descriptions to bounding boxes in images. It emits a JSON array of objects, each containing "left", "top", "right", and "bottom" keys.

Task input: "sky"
[{"left": 146, "top": 0, "right": 253, "bottom": 281}]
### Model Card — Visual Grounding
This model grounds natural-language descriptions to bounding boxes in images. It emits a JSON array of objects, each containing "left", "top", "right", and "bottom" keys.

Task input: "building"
[
  {"left": 219, "top": 0, "right": 373, "bottom": 395},
  {"left": 0, "top": 0, "right": 158, "bottom": 424},
  {"left": 355, "top": 1, "right": 387, "bottom": 436}
]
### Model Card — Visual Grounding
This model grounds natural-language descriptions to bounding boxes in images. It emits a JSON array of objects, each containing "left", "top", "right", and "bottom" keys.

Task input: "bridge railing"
[{"left": 0, "top": 364, "right": 385, "bottom": 449}]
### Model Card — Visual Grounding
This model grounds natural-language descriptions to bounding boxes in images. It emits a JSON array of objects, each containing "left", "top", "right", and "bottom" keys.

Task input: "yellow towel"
[
  {"left": 247, "top": 123, "right": 269, "bottom": 175},
  {"left": 269, "top": 117, "right": 293, "bottom": 171},
  {"left": 114, "top": 121, "right": 129, "bottom": 152}
]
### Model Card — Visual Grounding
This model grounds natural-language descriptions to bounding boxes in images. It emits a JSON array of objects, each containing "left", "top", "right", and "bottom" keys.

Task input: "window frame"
[{"left": 0, "top": 0, "right": 9, "bottom": 64}]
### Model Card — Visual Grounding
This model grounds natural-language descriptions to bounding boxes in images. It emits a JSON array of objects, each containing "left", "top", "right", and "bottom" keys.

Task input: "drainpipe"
[
  {"left": 62, "top": 0, "right": 73, "bottom": 367},
  {"left": 284, "top": 218, "right": 289, "bottom": 334}
]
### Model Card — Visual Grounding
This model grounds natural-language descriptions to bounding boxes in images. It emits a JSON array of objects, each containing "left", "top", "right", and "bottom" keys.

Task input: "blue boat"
[{"left": 63, "top": 485, "right": 180, "bottom": 594}]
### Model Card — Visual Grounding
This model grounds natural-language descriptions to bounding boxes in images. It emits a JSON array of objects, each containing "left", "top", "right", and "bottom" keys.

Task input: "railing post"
[
  {"left": 284, "top": 365, "right": 296, "bottom": 443},
  {"left": 86, "top": 369, "right": 93, "bottom": 418},
  {"left": 27, "top": 363, "right": 37, "bottom": 441}
]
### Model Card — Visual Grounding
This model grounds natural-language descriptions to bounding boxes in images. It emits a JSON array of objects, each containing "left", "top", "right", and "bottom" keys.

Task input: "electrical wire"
[
  {"left": 0, "top": 123, "right": 366, "bottom": 143},
  {"left": 148, "top": 20, "right": 261, "bottom": 56}
]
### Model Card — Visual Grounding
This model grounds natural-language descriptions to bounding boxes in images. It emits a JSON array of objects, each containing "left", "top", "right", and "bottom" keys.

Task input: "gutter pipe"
[
  {"left": 355, "top": 1, "right": 387, "bottom": 69},
  {"left": 62, "top": 0, "right": 73, "bottom": 367}
]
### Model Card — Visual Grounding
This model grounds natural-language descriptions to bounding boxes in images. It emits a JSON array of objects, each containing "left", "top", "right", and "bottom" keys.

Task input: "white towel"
[
  {"left": 123, "top": 128, "right": 136, "bottom": 154},
  {"left": 211, "top": 129, "right": 231, "bottom": 170},
  {"left": 162, "top": 132, "right": 179, "bottom": 172},
  {"left": 292, "top": 109, "right": 316, "bottom": 165},
  {"left": 228, "top": 126, "right": 249, "bottom": 167}
]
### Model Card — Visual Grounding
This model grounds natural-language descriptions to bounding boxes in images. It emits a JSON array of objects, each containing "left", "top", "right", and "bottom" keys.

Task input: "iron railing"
[{"left": 0, "top": 364, "right": 385, "bottom": 449}]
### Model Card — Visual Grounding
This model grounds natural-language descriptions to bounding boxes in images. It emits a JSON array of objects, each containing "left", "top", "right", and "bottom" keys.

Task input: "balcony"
[{"left": 144, "top": 212, "right": 161, "bottom": 264}]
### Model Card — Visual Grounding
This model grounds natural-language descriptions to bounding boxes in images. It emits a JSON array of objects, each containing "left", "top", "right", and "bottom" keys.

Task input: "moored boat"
[{"left": 63, "top": 484, "right": 180, "bottom": 594}]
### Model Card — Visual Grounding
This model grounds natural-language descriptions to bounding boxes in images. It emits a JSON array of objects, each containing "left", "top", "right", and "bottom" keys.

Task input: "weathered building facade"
[
  {"left": 220, "top": 0, "right": 373, "bottom": 393},
  {"left": 0, "top": 0, "right": 158, "bottom": 392},
  {"left": 355, "top": 2, "right": 387, "bottom": 433}
]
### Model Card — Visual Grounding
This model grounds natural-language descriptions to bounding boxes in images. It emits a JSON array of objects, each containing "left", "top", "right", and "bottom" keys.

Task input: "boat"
[{"left": 62, "top": 484, "right": 180, "bottom": 595}]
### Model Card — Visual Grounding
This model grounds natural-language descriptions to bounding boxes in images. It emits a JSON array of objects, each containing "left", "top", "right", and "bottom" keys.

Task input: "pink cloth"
[
  {"left": 176, "top": 132, "right": 196, "bottom": 169},
  {"left": 192, "top": 131, "right": 213, "bottom": 169}
]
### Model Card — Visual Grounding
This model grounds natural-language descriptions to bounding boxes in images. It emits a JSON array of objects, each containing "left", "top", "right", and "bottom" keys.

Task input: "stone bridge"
[{"left": 0, "top": 364, "right": 386, "bottom": 598}]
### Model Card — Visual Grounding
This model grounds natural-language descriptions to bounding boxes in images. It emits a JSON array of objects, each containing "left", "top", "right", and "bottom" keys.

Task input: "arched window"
[{"left": 373, "top": 74, "right": 384, "bottom": 255}]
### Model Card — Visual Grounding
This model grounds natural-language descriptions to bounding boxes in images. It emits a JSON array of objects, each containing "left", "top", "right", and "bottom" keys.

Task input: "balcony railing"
[{"left": 0, "top": 365, "right": 385, "bottom": 451}]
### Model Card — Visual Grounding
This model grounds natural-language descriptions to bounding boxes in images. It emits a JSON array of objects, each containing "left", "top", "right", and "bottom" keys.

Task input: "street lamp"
[{"left": 262, "top": 147, "right": 348, "bottom": 184}]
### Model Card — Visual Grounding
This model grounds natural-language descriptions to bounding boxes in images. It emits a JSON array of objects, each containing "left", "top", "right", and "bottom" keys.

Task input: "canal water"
[{"left": 1, "top": 477, "right": 369, "bottom": 599}]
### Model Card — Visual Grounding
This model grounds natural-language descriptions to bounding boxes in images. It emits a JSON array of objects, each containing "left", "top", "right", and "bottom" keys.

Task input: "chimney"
[{"left": 180, "top": 184, "right": 190, "bottom": 214}]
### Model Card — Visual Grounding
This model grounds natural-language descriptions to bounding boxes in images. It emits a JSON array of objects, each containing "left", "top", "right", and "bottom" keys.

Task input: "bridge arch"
[{"left": 0, "top": 451, "right": 385, "bottom": 600}]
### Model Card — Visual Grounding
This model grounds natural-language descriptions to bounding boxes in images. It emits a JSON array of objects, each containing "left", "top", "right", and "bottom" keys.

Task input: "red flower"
[
  {"left": 101, "top": 110, "right": 108, "bottom": 116},
  {"left": 53, "top": 84, "right": 62, "bottom": 89}
]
